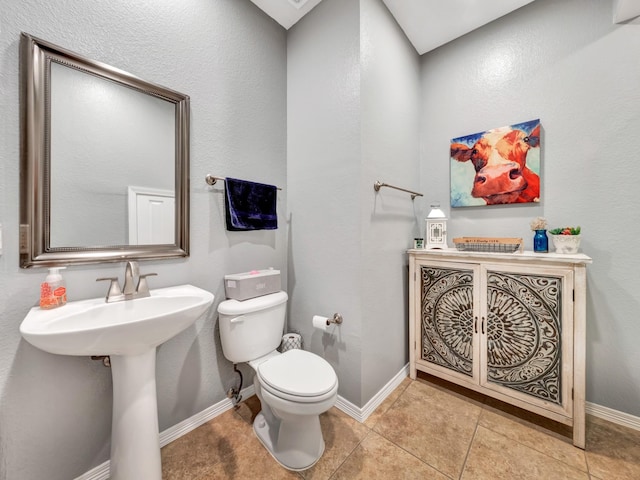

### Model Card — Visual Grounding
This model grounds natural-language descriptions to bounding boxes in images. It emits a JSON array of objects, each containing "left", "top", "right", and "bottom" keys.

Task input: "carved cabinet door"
[
  {"left": 479, "top": 264, "right": 574, "bottom": 417},
  {"left": 417, "top": 261, "right": 481, "bottom": 385}
]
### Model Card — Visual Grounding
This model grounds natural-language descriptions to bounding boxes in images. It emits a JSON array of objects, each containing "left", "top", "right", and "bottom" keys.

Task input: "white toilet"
[{"left": 218, "top": 291, "right": 338, "bottom": 471}]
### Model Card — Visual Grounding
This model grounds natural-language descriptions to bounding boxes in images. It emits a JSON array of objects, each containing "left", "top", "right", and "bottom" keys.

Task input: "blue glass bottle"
[{"left": 533, "top": 229, "right": 548, "bottom": 253}]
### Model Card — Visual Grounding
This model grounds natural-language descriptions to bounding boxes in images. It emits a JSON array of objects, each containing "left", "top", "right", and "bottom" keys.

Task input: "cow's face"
[{"left": 451, "top": 124, "right": 540, "bottom": 204}]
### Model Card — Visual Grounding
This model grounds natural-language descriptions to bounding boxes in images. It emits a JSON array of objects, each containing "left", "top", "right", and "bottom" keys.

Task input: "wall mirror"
[{"left": 19, "top": 33, "right": 190, "bottom": 268}]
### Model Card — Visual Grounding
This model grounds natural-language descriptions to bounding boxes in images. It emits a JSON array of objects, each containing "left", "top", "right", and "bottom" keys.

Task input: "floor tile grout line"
[
  {"left": 370, "top": 415, "right": 456, "bottom": 480},
  {"left": 364, "top": 388, "right": 407, "bottom": 430},
  {"left": 458, "top": 418, "right": 481, "bottom": 480},
  {"left": 476, "top": 403, "right": 592, "bottom": 475},
  {"left": 473, "top": 420, "right": 593, "bottom": 478},
  {"left": 372, "top": 430, "right": 456, "bottom": 480},
  {"left": 326, "top": 428, "right": 374, "bottom": 480},
  {"left": 395, "top": 378, "right": 485, "bottom": 479},
  {"left": 318, "top": 408, "right": 378, "bottom": 478},
  {"left": 423, "top": 379, "right": 592, "bottom": 477},
  {"left": 372, "top": 377, "right": 470, "bottom": 479},
  {"left": 583, "top": 439, "right": 593, "bottom": 478},
  {"left": 360, "top": 381, "right": 456, "bottom": 479}
]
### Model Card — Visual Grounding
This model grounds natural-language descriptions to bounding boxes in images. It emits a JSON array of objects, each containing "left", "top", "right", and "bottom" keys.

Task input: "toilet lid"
[{"left": 257, "top": 349, "right": 337, "bottom": 397}]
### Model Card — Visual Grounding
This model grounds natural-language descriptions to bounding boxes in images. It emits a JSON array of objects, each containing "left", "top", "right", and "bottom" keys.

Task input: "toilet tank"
[{"left": 218, "top": 291, "right": 288, "bottom": 363}]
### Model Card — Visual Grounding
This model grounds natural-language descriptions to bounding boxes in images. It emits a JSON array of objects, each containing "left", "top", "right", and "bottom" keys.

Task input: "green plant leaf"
[{"left": 549, "top": 226, "right": 581, "bottom": 235}]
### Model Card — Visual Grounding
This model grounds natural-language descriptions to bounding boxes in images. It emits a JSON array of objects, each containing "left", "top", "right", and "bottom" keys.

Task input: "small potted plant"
[
  {"left": 529, "top": 217, "right": 548, "bottom": 253},
  {"left": 548, "top": 226, "right": 581, "bottom": 254}
]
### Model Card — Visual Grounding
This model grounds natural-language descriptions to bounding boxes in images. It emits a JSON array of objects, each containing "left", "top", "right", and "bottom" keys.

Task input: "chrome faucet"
[
  {"left": 122, "top": 261, "right": 140, "bottom": 296},
  {"left": 97, "top": 261, "right": 157, "bottom": 303}
]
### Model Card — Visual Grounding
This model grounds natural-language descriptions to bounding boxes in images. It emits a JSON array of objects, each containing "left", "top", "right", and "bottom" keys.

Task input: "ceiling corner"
[
  {"left": 250, "top": 0, "right": 323, "bottom": 29},
  {"left": 614, "top": 0, "right": 640, "bottom": 23}
]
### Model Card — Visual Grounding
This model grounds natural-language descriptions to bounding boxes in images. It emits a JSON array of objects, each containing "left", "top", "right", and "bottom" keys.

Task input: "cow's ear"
[
  {"left": 524, "top": 124, "right": 541, "bottom": 147},
  {"left": 451, "top": 143, "right": 473, "bottom": 162}
]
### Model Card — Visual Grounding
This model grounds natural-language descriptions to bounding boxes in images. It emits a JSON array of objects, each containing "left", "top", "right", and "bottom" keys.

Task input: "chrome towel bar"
[
  {"left": 373, "top": 181, "right": 423, "bottom": 199},
  {"left": 205, "top": 174, "right": 282, "bottom": 190}
]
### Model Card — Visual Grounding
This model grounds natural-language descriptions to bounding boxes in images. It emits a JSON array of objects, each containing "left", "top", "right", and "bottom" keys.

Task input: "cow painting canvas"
[{"left": 450, "top": 119, "right": 541, "bottom": 207}]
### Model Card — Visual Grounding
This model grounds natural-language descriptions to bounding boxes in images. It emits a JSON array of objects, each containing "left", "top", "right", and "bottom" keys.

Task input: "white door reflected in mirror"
[{"left": 128, "top": 186, "right": 175, "bottom": 245}]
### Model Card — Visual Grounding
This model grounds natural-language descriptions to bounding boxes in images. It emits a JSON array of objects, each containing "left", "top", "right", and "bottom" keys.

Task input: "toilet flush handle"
[{"left": 229, "top": 317, "right": 244, "bottom": 324}]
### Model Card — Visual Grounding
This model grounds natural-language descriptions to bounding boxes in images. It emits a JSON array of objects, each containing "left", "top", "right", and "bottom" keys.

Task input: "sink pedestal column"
[{"left": 109, "top": 350, "right": 162, "bottom": 480}]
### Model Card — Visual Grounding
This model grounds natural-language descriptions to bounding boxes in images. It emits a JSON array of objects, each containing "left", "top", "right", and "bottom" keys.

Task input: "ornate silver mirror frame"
[{"left": 19, "top": 33, "right": 190, "bottom": 268}]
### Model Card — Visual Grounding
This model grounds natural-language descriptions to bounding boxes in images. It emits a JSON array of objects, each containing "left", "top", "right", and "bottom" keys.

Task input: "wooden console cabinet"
[{"left": 408, "top": 249, "right": 591, "bottom": 448}]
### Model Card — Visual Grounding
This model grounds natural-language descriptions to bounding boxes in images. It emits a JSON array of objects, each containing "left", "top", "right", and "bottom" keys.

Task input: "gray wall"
[
  {"left": 359, "top": 0, "right": 421, "bottom": 403},
  {"left": 420, "top": 0, "right": 640, "bottom": 416},
  {"left": 287, "top": 0, "right": 364, "bottom": 405},
  {"left": 0, "top": 1, "right": 286, "bottom": 479},
  {"left": 287, "top": 0, "right": 420, "bottom": 406}
]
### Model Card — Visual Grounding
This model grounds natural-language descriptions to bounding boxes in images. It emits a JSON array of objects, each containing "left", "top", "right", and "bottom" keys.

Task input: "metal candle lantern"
[{"left": 425, "top": 204, "right": 448, "bottom": 249}]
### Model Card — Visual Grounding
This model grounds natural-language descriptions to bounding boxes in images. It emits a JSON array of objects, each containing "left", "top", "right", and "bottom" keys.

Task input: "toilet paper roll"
[
  {"left": 281, "top": 333, "right": 302, "bottom": 352},
  {"left": 313, "top": 315, "right": 330, "bottom": 331}
]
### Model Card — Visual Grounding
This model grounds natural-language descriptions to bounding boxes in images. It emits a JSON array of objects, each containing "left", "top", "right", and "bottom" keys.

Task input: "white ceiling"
[
  {"left": 249, "top": 0, "right": 324, "bottom": 30},
  {"left": 614, "top": 0, "right": 640, "bottom": 23},
  {"left": 249, "top": 0, "right": 536, "bottom": 54},
  {"left": 382, "top": 0, "right": 535, "bottom": 54}
]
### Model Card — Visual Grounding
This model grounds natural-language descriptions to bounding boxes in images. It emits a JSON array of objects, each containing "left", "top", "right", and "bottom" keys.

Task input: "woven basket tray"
[{"left": 453, "top": 237, "right": 523, "bottom": 254}]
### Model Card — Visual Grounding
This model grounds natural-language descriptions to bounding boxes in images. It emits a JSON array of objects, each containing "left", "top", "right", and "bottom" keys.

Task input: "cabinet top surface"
[{"left": 408, "top": 248, "right": 592, "bottom": 265}]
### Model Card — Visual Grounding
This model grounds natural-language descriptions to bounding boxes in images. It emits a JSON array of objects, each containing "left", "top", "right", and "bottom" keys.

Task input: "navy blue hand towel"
[{"left": 225, "top": 177, "right": 278, "bottom": 231}]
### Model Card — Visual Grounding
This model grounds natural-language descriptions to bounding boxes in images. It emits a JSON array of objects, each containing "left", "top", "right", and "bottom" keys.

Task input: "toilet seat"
[{"left": 257, "top": 349, "right": 338, "bottom": 403}]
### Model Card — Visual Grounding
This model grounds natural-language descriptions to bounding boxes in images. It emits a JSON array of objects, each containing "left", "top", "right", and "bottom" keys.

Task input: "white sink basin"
[
  {"left": 20, "top": 284, "right": 214, "bottom": 356},
  {"left": 20, "top": 283, "right": 214, "bottom": 480}
]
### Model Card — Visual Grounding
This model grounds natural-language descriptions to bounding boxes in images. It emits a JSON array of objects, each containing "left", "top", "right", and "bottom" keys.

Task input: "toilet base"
[{"left": 253, "top": 411, "right": 325, "bottom": 471}]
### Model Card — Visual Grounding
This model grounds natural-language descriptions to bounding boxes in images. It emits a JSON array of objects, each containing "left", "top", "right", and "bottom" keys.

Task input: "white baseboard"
[
  {"left": 74, "top": 384, "right": 256, "bottom": 480},
  {"left": 74, "top": 462, "right": 110, "bottom": 480},
  {"left": 76, "top": 366, "right": 639, "bottom": 480},
  {"left": 159, "top": 384, "right": 256, "bottom": 447},
  {"left": 586, "top": 401, "right": 640, "bottom": 431},
  {"left": 335, "top": 363, "right": 409, "bottom": 422}
]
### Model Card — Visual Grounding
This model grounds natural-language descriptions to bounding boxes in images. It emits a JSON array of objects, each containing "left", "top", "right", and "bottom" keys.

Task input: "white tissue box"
[{"left": 224, "top": 269, "right": 281, "bottom": 301}]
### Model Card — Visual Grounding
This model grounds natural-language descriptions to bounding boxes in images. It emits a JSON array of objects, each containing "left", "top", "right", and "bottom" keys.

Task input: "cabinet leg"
[{"left": 573, "top": 408, "right": 586, "bottom": 449}]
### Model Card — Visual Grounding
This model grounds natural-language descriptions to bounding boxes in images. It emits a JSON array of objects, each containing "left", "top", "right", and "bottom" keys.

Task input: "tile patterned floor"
[{"left": 161, "top": 374, "right": 640, "bottom": 479}]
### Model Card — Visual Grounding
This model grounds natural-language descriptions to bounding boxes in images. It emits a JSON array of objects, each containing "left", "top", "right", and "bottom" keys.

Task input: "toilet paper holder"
[{"left": 326, "top": 313, "right": 343, "bottom": 326}]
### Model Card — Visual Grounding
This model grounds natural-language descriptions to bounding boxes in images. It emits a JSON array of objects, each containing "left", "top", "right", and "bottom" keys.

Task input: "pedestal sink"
[{"left": 20, "top": 284, "right": 214, "bottom": 480}]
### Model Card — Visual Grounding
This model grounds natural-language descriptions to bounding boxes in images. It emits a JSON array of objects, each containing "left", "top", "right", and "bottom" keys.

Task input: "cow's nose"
[{"left": 475, "top": 175, "right": 486, "bottom": 185}]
